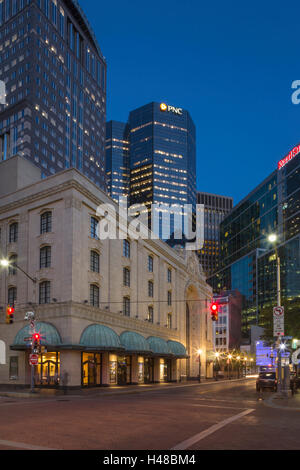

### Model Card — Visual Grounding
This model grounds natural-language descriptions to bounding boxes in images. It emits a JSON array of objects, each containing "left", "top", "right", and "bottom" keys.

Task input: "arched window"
[
  {"left": 8, "top": 287, "right": 17, "bottom": 305},
  {"left": 40, "top": 246, "right": 51, "bottom": 269},
  {"left": 9, "top": 222, "right": 18, "bottom": 243},
  {"left": 40, "top": 212, "right": 52, "bottom": 234},
  {"left": 8, "top": 254, "right": 17, "bottom": 276},
  {"left": 90, "top": 284, "right": 99, "bottom": 307},
  {"left": 39, "top": 281, "right": 51, "bottom": 304},
  {"left": 0, "top": 340, "right": 6, "bottom": 365},
  {"left": 90, "top": 251, "right": 100, "bottom": 273}
]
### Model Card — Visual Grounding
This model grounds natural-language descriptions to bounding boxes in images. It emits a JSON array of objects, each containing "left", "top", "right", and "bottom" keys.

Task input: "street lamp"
[
  {"left": 197, "top": 349, "right": 203, "bottom": 383},
  {"left": 0, "top": 258, "right": 37, "bottom": 284},
  {"left": 268, "top": 233, "right": 283, "bottom": 395}
]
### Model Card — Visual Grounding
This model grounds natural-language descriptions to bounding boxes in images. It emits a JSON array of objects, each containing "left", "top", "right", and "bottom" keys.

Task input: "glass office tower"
[
  {"left": 106, "top": 121, "right": 130, "bottom": 203},
  {"left": 0, "top": 0, "right": 106, "bottom": 188},
  {"left": 129, "top": 102, "right": 196, "bottom": 241},
  {"left": 197, "top": 192, "right": 233, "bottom": 278},
  {"left": 208, "top": 145, "right": 300, "bottom": 338}
]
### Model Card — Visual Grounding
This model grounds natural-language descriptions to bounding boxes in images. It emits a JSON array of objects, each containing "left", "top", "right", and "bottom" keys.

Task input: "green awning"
[
  {"left": 147, "top": 336, "right": 173, "bottom": 356},
  {"left": 120, "top": 331, "right": 151, "bottom": 354},
  {"left": 80, "top": 324, "right": 124, "bottom": 351},
  {"left": 12, "top": 322, "right": 62, "bottom": 350},
  {"left": 167, "top": 340, "right": 188, "bottom": 358}
]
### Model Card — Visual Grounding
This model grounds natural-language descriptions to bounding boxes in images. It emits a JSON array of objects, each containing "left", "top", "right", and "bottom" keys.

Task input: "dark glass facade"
[
  {"left": 208, "top": 148, "right": 300, "bottom": 338},
  {"left": 129, "top": 102, "right": 196, "bottom": 213},
  {"left": 197, "top": 192, "right": 233, "bottom": 278},
  {"left": 0, "top": 0, "right": 106, "bottom": 188},
  {"left": 106, "top": 120, "right": 130, "bottom": 203}
]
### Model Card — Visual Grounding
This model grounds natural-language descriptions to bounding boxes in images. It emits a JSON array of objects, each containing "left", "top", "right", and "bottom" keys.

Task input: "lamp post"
[
  {"left": 228, "top": 354, "right": 232, "bottom": 380},
  {"left": 215, "top": 352, "right": 220, "bottom": 381},
  {"left": 1, "top": 258, "right": 37, "bottom": 393},
  {"left": 197, "top": 349, "right": 203, "bottom": 383},
  {"left": 237, "top": 356, "right": 241, "bottom": 379},
  {"left": 268, "top": 233, "right": 283, "bottom": 395}
]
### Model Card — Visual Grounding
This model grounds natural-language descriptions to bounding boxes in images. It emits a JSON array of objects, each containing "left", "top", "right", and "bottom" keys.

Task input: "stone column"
[
  {"left": 153, "top": 357, "right": 161, "bottom": 383},
  {"left": 101, "top": 352, "right": 110, "bottom": 386},
  {"left": 60, "top": 350, "right": 81, "bottom": 389},
  {"left": 131, "top": 356, "right": 139, "bottom": 385}
]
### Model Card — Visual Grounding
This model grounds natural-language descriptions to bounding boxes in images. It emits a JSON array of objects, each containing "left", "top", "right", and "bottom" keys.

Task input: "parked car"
[{"left": 256, "top": 371, "right": 277, "bottom": 392}]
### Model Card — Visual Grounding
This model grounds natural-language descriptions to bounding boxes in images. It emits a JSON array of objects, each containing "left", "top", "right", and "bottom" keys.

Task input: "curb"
[
  {"left": 263, "top": 395, "right": 300, "bottom": 412},
  {"left": 0, "top": 378, "right": 252, "bottom": 400}
]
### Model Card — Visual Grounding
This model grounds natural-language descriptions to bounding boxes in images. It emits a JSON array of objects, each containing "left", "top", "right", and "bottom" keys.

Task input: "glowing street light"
[
  {"left": 268, "top": 234, "right": 278, "bottom": 244},
  {"left": 0, "top": 259, "right": 9, "bottom": 267}
]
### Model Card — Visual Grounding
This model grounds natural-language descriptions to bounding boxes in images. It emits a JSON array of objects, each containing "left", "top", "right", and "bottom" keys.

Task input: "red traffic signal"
[
  {"left": 210, "top": 302, "right": 219, "bottom": 322},
  {"left": 6, "top": 305, "right": 14, "bottom": 324},
  {"left": 32, "top": 333, "right": 41, "bottom": 342}
]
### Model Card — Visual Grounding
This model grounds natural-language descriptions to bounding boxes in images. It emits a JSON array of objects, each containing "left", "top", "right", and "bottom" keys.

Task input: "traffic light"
[
  {"left": 210, "top": 302, "right": 219, "bottom": 322},
  {"left": 32, "top": 332, "right": 41, "bottom": 353},
  {"left": 6, "top": 305, "right": 14, "bottom": 324}
]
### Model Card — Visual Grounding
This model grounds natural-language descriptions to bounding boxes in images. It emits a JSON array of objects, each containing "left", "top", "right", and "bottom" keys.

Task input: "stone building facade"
[{"left": 0, "top": 156, "right": 213, "bottom": 389}]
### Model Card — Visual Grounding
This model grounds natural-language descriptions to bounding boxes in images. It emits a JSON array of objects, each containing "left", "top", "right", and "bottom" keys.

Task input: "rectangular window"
[
  {"left": 148, "top": 255, "right": 153, "bottom": 273},
  {"left": 167, "top": 313, "right": 172, "bottom": 329},
  {"left": 168, "top": 291, "right": 172, "bottom": 306},
  {"left": 39, "top": 281, "right": 50, "bottom": 304},
  {"left": 123, "top": 297, "right": 130, "bottom": 317},
  {"left": 123, "top": 268, "right": 130, "bottom": 287},
  {"left": 148, "top": 281, "right": 154, "bottom": 298},
  {"left": 9, "top": 357, "right": 18, "bottom": 380},
  {"left": 123, "top": 240, "right": 130, "bottom": 258},
  {"left": 90, "top": 251, "right": 100, "bottom": 273},
  {"left": 148, "top": 306, "right": 154, "bottom": 323},
  {"left": 168, "top": 268, "right": 172, "bottom": 283},
  {"left": 90, "top": 217, "right": 99, "bottom": 240}
]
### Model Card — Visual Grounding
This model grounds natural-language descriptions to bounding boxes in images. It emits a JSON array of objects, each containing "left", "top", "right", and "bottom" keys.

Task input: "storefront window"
[
  {"left": 144, "top": 358, "right": 154, "bottom": 384},
  {"left": 117, "top": 356, "right": 131, "bottom": 385},
  {"left": 110, "top": 359, "right": 117, "bottom": 384},
  {"left": 35, "top": 352, "right": 60, "bottom": 387},
  {"left": 138, "top": 358, "right": 144, "bottom": 384},
  {"left": 82, "top": 353, "right": 101, "bottom": 387}
]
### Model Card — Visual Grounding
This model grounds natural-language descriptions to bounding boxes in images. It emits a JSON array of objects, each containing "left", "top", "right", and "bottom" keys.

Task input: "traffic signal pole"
[{"left": 276, "top": 248, "right": 282, "bottom": 395}]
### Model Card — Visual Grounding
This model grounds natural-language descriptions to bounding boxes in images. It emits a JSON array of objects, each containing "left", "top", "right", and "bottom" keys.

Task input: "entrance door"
[
  {"left": 117, "top": 356, "right": 131, "bottom": 385},
  {"left": 144, "top": 358, "right": 154, "bottom": 383},
  {"left": 35, "top": 353, "right": 60, "bottom": 387},
  {"left": 164, "top": 359, "right": 172, "bottom": 382},
  {"left": 82, "top": 353, "right": 102, "bottom": 387}
]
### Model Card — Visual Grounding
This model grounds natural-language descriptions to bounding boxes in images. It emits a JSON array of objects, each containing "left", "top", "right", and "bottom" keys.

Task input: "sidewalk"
[
  {"left": 0, "top": 377, "right": 251, "bottom": 399},
  {"left": 264, "top": 392, "right": 300, "bottom": 411}
]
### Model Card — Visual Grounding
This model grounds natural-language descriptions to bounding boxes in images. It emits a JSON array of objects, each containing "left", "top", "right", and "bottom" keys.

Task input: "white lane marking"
[
  {"left": 190, "top": 404, "right": 249, "bottom": 410},
  {"left": 0, "top": 439, "right": 57, "bottom": 450},
  {"left": 171, "top": 408, "right": 255, "bottom": 450}
]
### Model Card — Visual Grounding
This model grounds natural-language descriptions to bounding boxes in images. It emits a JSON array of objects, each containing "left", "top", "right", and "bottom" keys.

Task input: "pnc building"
[
  {"left": 129, "top": 102, "right": 196, "bottom": 213},
  {"left": 0, "top": 0, "right": 107, "bottom": 188}
]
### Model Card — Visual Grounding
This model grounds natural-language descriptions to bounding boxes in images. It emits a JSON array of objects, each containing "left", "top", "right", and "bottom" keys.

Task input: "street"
[{"left": 0, "top": 379, "right": 299, "bottom": 450}]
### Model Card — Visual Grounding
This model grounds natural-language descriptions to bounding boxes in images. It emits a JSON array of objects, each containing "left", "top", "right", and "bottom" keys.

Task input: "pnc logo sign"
[{"left": 160, "top": 103, "right": 183, "bottom": 115}]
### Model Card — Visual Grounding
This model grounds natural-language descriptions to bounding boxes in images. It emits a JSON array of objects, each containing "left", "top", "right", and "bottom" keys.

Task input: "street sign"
[
  {"left": 29, "top": 354, "right": 39, "bottom": 366},
  {"left": 274, "top": 306, "right": 284, "bottom": 317},
  {"left": 274, "top": 307, "right": 285, "bottom": 337}
]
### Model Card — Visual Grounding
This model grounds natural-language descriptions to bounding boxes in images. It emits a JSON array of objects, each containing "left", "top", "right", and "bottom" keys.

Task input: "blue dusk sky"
[{"left": 83, "top": 0, "right": 300, "bottom": 205}]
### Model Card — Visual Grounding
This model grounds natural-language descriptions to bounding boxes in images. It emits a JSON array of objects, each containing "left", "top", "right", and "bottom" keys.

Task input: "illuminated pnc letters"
[{"left": 160, "top": 103, "right": 183, "bottom": 115}]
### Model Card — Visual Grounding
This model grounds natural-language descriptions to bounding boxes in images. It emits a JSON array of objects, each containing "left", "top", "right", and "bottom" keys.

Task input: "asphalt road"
[{"left": 0, "top": 379, "right": 299, "bottom": 450}]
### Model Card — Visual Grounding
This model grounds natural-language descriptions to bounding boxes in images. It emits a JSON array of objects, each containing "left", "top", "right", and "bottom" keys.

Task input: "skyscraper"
[
  {"left": 106, "top": 120, "right": 130, "bottom": 203},
  {"left": 0, "top": 0, "right": 106, "bottom": 188},
  {"left": 197, "top": 192, "right": 233, "bottom": 278},
  {"left": 129, "top": 102, "right": 196, "bottom": 213}
]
